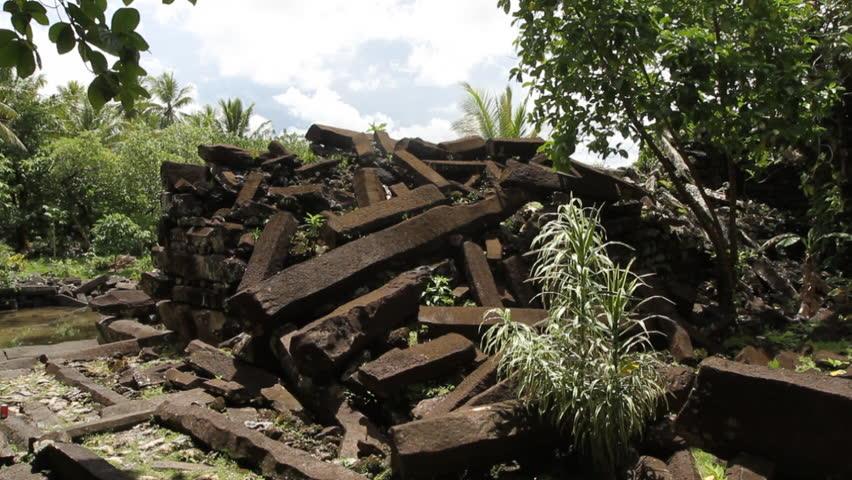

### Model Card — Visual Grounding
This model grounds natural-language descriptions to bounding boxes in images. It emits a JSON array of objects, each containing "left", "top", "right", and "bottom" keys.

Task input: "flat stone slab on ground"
[
  {"left": 390, "top": 401, "right": 544, "bottom": 479},
  {"left": 357, "top": 333, "right": 476, "bottom": 396},
  {"left": 186, "top": 340, "right": 278, "bottom": 394},
  {"left": 675, "top": 357, "right": 852, "bottom": 477},
  {"left": 228, "top": 191, "right": 528, "bottom": 328},
  {"left": 155, "top": 402, "right": 367, "bottom": 480},
  {"left": 35, "top": 442, "right": 134, "bottom": 480},
  {"left": 418, "top": 306, "right": 547, "bottom": 339},
  {"left": 89, "top": 290, "right": 154, "bottom": 318},
  {"left": 45, "top": 363, "right": 126, "bottom": 406},
  {"left": 416, "top": 358, "right": 498, "bottom": 418},
  {"left": 2, "top": 339, "right": 100, "bottom": 361}
]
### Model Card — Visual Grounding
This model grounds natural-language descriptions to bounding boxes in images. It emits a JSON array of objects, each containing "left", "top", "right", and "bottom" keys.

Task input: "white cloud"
[
  {"left": 274, "top": 87, "right": 391, "bottom": 131},
  {"left": 249, "top": 113, "right": 273, "bottom": 134},
  {"left": 389, "top": 118, "right": 455, "bottom": 143},
  {"left": 138, "top": 0, "right": 517, "bottom": 89},
  {"left": 347, "top": 65, "right": 398, "bottom": 92}
]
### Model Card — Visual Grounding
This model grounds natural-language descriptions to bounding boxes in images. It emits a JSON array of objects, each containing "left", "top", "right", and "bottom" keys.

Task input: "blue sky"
[{"left": 31, "top": 0, "right": 635, "bottom": 165}]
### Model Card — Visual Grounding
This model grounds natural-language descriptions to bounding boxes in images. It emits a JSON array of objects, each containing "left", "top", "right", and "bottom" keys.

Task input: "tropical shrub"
[
  {"left": 482, "top": 198, "right": 663, "bottom": 471},
  {"left": 91, "top": 213, "right": 154, "bottom": 256}
]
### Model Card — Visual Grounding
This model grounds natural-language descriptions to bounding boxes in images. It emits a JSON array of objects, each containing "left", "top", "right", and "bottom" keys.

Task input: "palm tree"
[
  {"left": 452, "top": 82, "right": 536, "bottom": 138},
  {"left": 217, "top": 98, "right": 271, "bottom": 138},
  {"left": 147, "top": 72, "right": 194, "bottom": 128},
  {"left": 187, "top": 104, "right": 220, "bottom": 130},
  {"left": 55, "top": 81, "right": 120, "bottom": 138},
  {"left": 0, "top": 101, "right": 26, "bottom": 152}
]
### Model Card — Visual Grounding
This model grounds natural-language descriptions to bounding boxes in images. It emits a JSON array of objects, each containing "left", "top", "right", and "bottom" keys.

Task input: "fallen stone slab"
[
  {"left": 334, "top": 401, "right": 389, "bottom": 459},
  {"left": 462, "top": 380, "right": 514, "bottom": 408},
  {"left": 391, "top": 150, "right": 451, "bottom": 191},
  {"left": 674, "top": 357, "right": 852, "bottom": 477},
  {"left": 100, "top": 319, "right": 171, "bottom": 346},
  {"left": 353, "top": 168, "right": 386, "bottom": 208},
  {"left": 725, "top": 454, "right": 775, "bottom": 480},
  {"left": 324, "top": 184, "right": 448, "bottom": 244},
  {"left": 260, "top": 385, "right": 308, "bottom": 421},
  {"left": 462, "top": 241, "right": 503, "bottom": 307},
  {"left": 45, "top": 363, "right": 126, "bottom": 406},
  {"left": 63, "top": 409, "right": 154, "bottom": 440},
  {"left": 198, "top": 144, "right": 256, "bottom": 169},
  {"left": 357, "top": 333, "right": 476, "bottom": 396},
  {"left": 235, "top": 170, "right": 264, "bottom": 207},
  {"left": 389, "top": 183, "right": 410, "bottom": 197},
  {"left": 99, "top": 389, "right": 213, "bottom": 418},
  {"left": 160, "top": 161, "right": 210, "bottom": 192},
  {"left": 417, "top": 358, "right": 498, "bottom": 418},
  {"left": 306, "top": 124, "right": 372, "bottom": 156},
  {"left": 268, "top": 184, "right": 332, "bottom": 211},
  {"left": 21, "top": 401, "right": 62, "bottom": 432},
  {"left": 73, "top": 275, "right": 108, "bottom": 297},
  {"left": 486, "top": 137, "right": 545, "bottom": 161},
  {"left": 417, "top": 307, "right": 547, "bottom": 339},
  {"left": 502, "top": 255, "right": 538, "bottom": 308},
  {"left": 155, "top": 402, "right": 367, "bottom": 480},
  {"left": 186, "top": 340, "right": 278, "bottom": 393},
  {"left": 54, "top": 339, "right": 140, "bottom": 363},
  {"left": 203, "top": 378, "right": 250, "bottom": 403},
  {"left": 238, "top": 212, "right": 298, "bottom": 291},
  {"left": 0, "top": 416, "right": 43, "bottom": 451},
  {"left": 89, "top": 290, "right": 154, "bottom": 318},
  {"left": 34, "top": 442, "right": 134, "bottom": 480},
  {"left": 0, "top": 431, "right": 11, "bottom": 465},
  {"left": 139, "top": 271, "right": 172, "bottom": 299},
  {"left": 390, "top": 401, "right": 545, "bottom": 479},
  {"left": 165, "top": 368, "right": 205, "bottom": 390},
  {"left": 0, "top": 464, "right": 48, "bottom": 479},
  {"left": 228, "top": 191, "right": 528, "bottom": 328},
  {"left": 396, "top": 137, "right": 449, "bottom": 160},
  {"left": 439, "top": 136, "right": 487, "bottom": 159},
  {"left": 374, "top": 131, "right": 398, "bottom": 156},
  {"left": 500, "top": 159, "right": 645, "bottom": 202},
  {"left": 484, "top": 237, "right": 502, "bottom": 263},
  {"left": 2, "top": 339, "right": 99, "bottom": 361},
  {"left": 152, "top": 250, "right": 246, "bottom": 286},
  {"left": 288, "top": 266, "right": 437, "bottom": 378},
  {"left": 422, "top": 160, "right": 487, "bottom": 177},
  {"left": 295, "top": 158, "right": 340, "bottom": 178},
  {"left": 171, "top": 285, "right": 229, "bottom": 310},
  {"left": 666, "top": 450, "right": 701, "bottom": 480}
]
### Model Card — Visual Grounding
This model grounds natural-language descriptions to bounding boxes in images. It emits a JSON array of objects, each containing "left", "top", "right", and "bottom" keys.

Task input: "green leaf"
[
  {"left": 10, "top": 13, "right": 28, "bottom": 35},
  {"left": 88, "top": 50, "right": 108, "bottom": 74},
  {"left": 111, "top": 8, "right": 140, "bottom": 34},
  {"left": 0, "top": 29, "right": 16, "bottom": 45},
  {"left": 123, "top": 0, "right": 134, "bottom": 5},
  {"left": 56, "top": 25, "right": 75, "bottom": 54},
  {"left": 87, "top": 74, "right": 116, "bottom": 110},
  {"left": 0, "top": 39, "right": 20, "bottom": 68},
  {"left": 48, "top": 22, "right": 66, "bottom": 43},
  {"left": 16, "top": 45, "right": 35, "bottom": 76},
  {"left": 2, "top": 1, "right": 18, "bottom": 14}
]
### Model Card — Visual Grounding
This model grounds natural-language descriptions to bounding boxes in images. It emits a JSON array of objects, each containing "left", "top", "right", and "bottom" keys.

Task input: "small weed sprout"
[
  {"left": 421, "top": 275, "right": 455, "bottom": 306},
  {"left": 304, "top": 213, "right": 326, "bottom": 238},
  {"left": 481, "top": 198, "right": 664, "bottom": 471}
]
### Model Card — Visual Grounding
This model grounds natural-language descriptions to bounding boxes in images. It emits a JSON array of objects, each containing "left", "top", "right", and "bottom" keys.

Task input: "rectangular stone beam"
[
  {"left": 461, "top": 241, "right": 503, "bottom": 307},
  {"left": 392, "top": 150, "right": 451, "bottom": 191},
  {"left": 353, "top": 168, "right": 387, "bottom": 208},
  {"left": 417, "top": 306, "right": 547, "bottom": 339},
  {"left": 238, "top": 212, "right": 298, "bottom": 291}
]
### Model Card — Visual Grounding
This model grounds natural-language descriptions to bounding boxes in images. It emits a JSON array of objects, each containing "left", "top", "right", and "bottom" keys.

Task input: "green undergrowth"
[
  {"left": 692, "top": 449, "right": 727, "bottom": 480},
  {"left": 8, "top": 254, "right": 153, "bottom": 284}
]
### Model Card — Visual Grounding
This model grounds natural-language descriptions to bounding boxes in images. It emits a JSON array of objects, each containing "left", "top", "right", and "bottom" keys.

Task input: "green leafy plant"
[
  {"left": 452, "top": 82, "right": 536, "bottom": 139},
  {"left": 91, "top": 213, "right": 154, "bottom": 256},
  {"left": 421, "top": 275, "right": 455, "bottom": 306},
  {"left": 482, "top": 198, "right": 663, "bottom": 471},
  {"left": 692, "top": 449, "right": 728, "bottom": 480},
  {"left": 367, "top": 122, "right": 387, "bottom": 133},
  {"left": 795, "top": 356, "right": 819, "bottom": 373},
  {"left": 304, "top": 213, "right": 326, "bottom": 238}
]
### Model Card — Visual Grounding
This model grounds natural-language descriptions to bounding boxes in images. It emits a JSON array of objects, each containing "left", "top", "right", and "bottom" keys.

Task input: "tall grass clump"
[{"left": 481, "top": 197, "right": 664, "bottom": 472}]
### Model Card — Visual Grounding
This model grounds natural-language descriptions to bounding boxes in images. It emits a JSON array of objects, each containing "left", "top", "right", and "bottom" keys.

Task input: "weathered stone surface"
[
  {"left": 462, "top": 241, "right": 503, "bottom": 307},
  {"left": 500, "top": 159, "right": 645, "bottom": 201},
  {"left": 390, "top": 401, "right": 543, "bottom": 478},
  {"left": 260, "top": 385, "right": 307, "bottom": 420},
  {"left": 295, "top": 158, "right": 340, "bottom": 178},
  {"left": 417, "top": 307, "right": 547, "bottom": 339},
  {"left": 238, "top": 212, "right": 298, "bottom": 291},
  {"left": 63, "top": 410, "right": 154, "bottom": 440},
  {"left": 306, "top": 124, "right": 370, "bottom": 155},
  {"left": 396, "top": 137, "right": 449, "bottom": 160},
  {"left": 324, "top": 185, "right": 447, "bottom": 244},
  {"left": 463, "top": 380, "right": 514, "bottom": 408},
  {"left": 235, "top": 171, "right": 264, "bottom": 207},
  {"left": 166, "top": 368, "right": 205, "bottom": 390},
  {"left": 152, "top": 250, "right": 246, "bottom": 285},
  {"left": 725, "top": 454, "right": 775, "bottom": 480},
  {"left": 675, "top": 357, "right": 852, "bottom": 477},
  {"left": 353, "top": 168, "right": 386, "bottom": 208},
  {"left": 2, "top": 339, "right": 99, "bottom": 361},
  {"left": 502, "top": 255, "right": 538, "bottom": 308},
  {"left": 228, "top": 192, "right": 528, "bottom": 327},
  {"left": 288, "top": 267, "right": 436, "bottom": 378},
  {"left": 418, "top": 358, "right": 497, "bottom": 418},
  {"left": 373, "top": 131, "right": 398, "bottom": 156},
  {"left": 659, "top": 365, "right": 695, "bottom": 416},
  {"left": 665, "top": 450, "right": 701, "bottom": 480},
  {"left": 155, "top": 402, "right": 367, "bottom": 480},
  {"left": 422, "top": 160, "right": 487, "bottom": 177},
  {"left": 73, "top": 275, "right": 108, "bottom": 296},
  {"left": 0, "top": 416, "right": 42, "bottom": 451},
  {"left": 186, "top": 340, "right": 278, "bottom": 394},
  {"left": 358, "top": 333, "right": 476, "bottom": 396},
  {"left": 198, "top": 144, "right": 256, "bottom": 169},
  {"left": 335, "top": 402, "right": 389, "bottom": 459},
  {"left": 391, "top": 150, "right": 451, "bottom": 191},
  {"left": 160, "top": 161, "right": 209, "bottom": 192},
  {"left": 486, "top": 137, "right": 545, "bottom": 161},
  {"left": 100, "top": 319, "right": 170, "bottom": 346},
  {"left": 633, "top": 456, "right": 673, "bottom": 480},
  {"left": 389, "top": 183, "right": 410, "bottom": 197},
  {"left": 735, "top": 345, "right": 772, "bottom": 366},
  {"left": 45, "top": 363, "right": 126, "bottom": 406},
  {"left": 139, "top": 271, "right": 172, "bottom": 299},
  {"left": 0, "top": 464, "right": 48, "bottom": 479},
  {"left": 268, "top": 184, "right": 331, "bottom": 211},
  {"left": 55, "top": 339, "right": 140, "bottom": 362},
  {"left": 484, "top": 237, "right": 502, "bottom": 263},
  {"left": 439, "top": 136, "right": 487, "bottom": 159},
  {"left": 171, "top": 285, "right": 228, "bottom": 310},
  {"left": 34, "top": 442, "right": 134, "bottom": 480},
  {"left": 89, "top": 290, "right": 154, "bottom": 318}
]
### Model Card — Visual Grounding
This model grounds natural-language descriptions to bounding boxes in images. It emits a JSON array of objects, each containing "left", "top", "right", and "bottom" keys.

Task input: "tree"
[
  {"left": 500, "top": 0, "right": 846, "bottom": 321},
  {"left": 217, "top": 97, "right": 270, "bottom": 138},
  {"left": 146, "top": 72, "right": 193, "bottom": 128},
  {"left": 0, "top": 99, "right": 23, "bottom": 151},
  {"left": 55, "top": 80, "right": 120, "bottom": 138},
  {"left": 0, "top": 0, "right": 198, "bottom": 112},
  {"left": 452, "top": 81, "right": 535, "bottom": 138}
]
